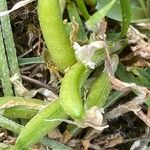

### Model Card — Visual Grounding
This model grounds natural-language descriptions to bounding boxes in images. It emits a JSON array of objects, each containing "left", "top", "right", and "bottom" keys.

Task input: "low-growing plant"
[{"left": 0, "top": 0, "right": 150, "bottom": 149}]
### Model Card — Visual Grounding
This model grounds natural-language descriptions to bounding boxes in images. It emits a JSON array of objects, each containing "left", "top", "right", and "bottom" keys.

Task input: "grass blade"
[
  {"left": 104, "top": 91, "right": 125, "bottom": 109},
  {"left": 18, "top": 57, "right": 45, "bottom": 66},
  {"left": 0, "top": 116, "right": 23, "bottom": 134},
  {"left": 115, "top": 63, "right": 141, "bottom": 85},
  {"left": 86, "top": 0, "right": 116, "bottom": 31},
  {"left": 75, "top": 0, "right": 90, "bottom": 20},
  {"left": 0, "top": 26, "right": 13, "bottom": 96},
  {"left": 117, "top": 0, "right": 131, "bottom": 39}
]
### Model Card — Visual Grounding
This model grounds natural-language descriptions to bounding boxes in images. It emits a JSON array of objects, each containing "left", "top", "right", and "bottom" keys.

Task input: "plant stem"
[
  {"left": 86, "top": 0, "right": 116, "bottom": 30},
  {"left": 0, "top": 116, "right": 23, "bottom": 134},
  {"left": 139, "top": 0, "right": 148, "bottom": 17},
  {"left": 75, "top": 0, "right": 90, "bottom": 20}
]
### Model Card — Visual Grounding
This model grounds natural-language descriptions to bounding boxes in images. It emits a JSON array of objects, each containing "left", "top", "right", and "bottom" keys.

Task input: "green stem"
[
  {"left": 75, "top": 0, "right": 90, "bottom": 20},
  {"left": 86, "top": 0, "right": 116, "bottom": 30}
]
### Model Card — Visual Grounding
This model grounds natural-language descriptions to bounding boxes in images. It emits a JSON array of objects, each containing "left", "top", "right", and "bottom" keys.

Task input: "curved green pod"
[
  {"left": 38, "top": 0, "right": 76, "bottom": 71},
  {"left": 85, "top": 71, "right": 111, "bottom": 109},
  {"left": 59, "top": 62, "right": 86, "bottom": 119}
]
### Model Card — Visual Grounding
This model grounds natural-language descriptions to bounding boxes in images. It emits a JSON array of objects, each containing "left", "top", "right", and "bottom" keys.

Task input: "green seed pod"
[
  {"left": 38, "top": 0, "right": 76, "bottom": 71},
  {"left": 59, "top": 62, "right": 86, "bottom": 120},
  {"left": 86, "top": 71, "right": 111, "bottom": 109}
]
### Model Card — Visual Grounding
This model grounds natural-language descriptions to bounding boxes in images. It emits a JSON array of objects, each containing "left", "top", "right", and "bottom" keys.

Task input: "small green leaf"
[
  {"left": 104, "top": 91, "right": 125, "bottom": 109},
  {"left": 75, "top": 0, "right": 90, "bottom": 20},
  {"left": 60, "top": 62, "right": 86, "bottom": 119},
  {"left": 86, "top": 0, "right": 116, "bottom": 31},
  {"left": 116, "top": 63, "right": 141, "bottom": 85},
  {"left": 86, "top": 71, "right": 111, "bottom": 109},
  {"left": 117, "top": 0, "right": 131, "bottom": 39}
]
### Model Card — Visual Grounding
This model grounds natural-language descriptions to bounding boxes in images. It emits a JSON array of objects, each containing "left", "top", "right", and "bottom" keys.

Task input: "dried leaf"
[
  {"left": 130, "top": 140, "right": 149, "bottom": 150},
  {"left": 105, "top": 134, "right": 123, "bottom": 148},
  {"left": 0, "top": 0, "right": 35, "bottom": 17},
  {"left": 10, "top": 74, "right": 57, "bottom": 100},
  {"left": 73, "top": 41, "right": 105, "bottom": 69},
  {"left": 105, "top": 75, "right": 150, "bottom": 120},
  {"left": 48, "top": 129, "right": 63, "bottom": 141},
  {"left": 70, "top": 17, "right": 79, "bottom": 45},
  {"left": 127, "top": 26, "right": 150, "bottom": 60},
  {"left": 78, "top": 106, "right": 109, "bottom": 130},
  {"left": 137, "top": 23, "right": 150, "bottom": 30},
  {"left": 82, "top": 139, "right": 90, "bottom": 150},
  {"left": 62, "top": 130, "right": 73, "bottom": 143}
]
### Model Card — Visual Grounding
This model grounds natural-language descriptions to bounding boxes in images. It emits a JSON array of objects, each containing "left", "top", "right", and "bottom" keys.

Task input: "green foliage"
[{"left": 0, "top": 0, "right": 149, "bottom": 149}]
